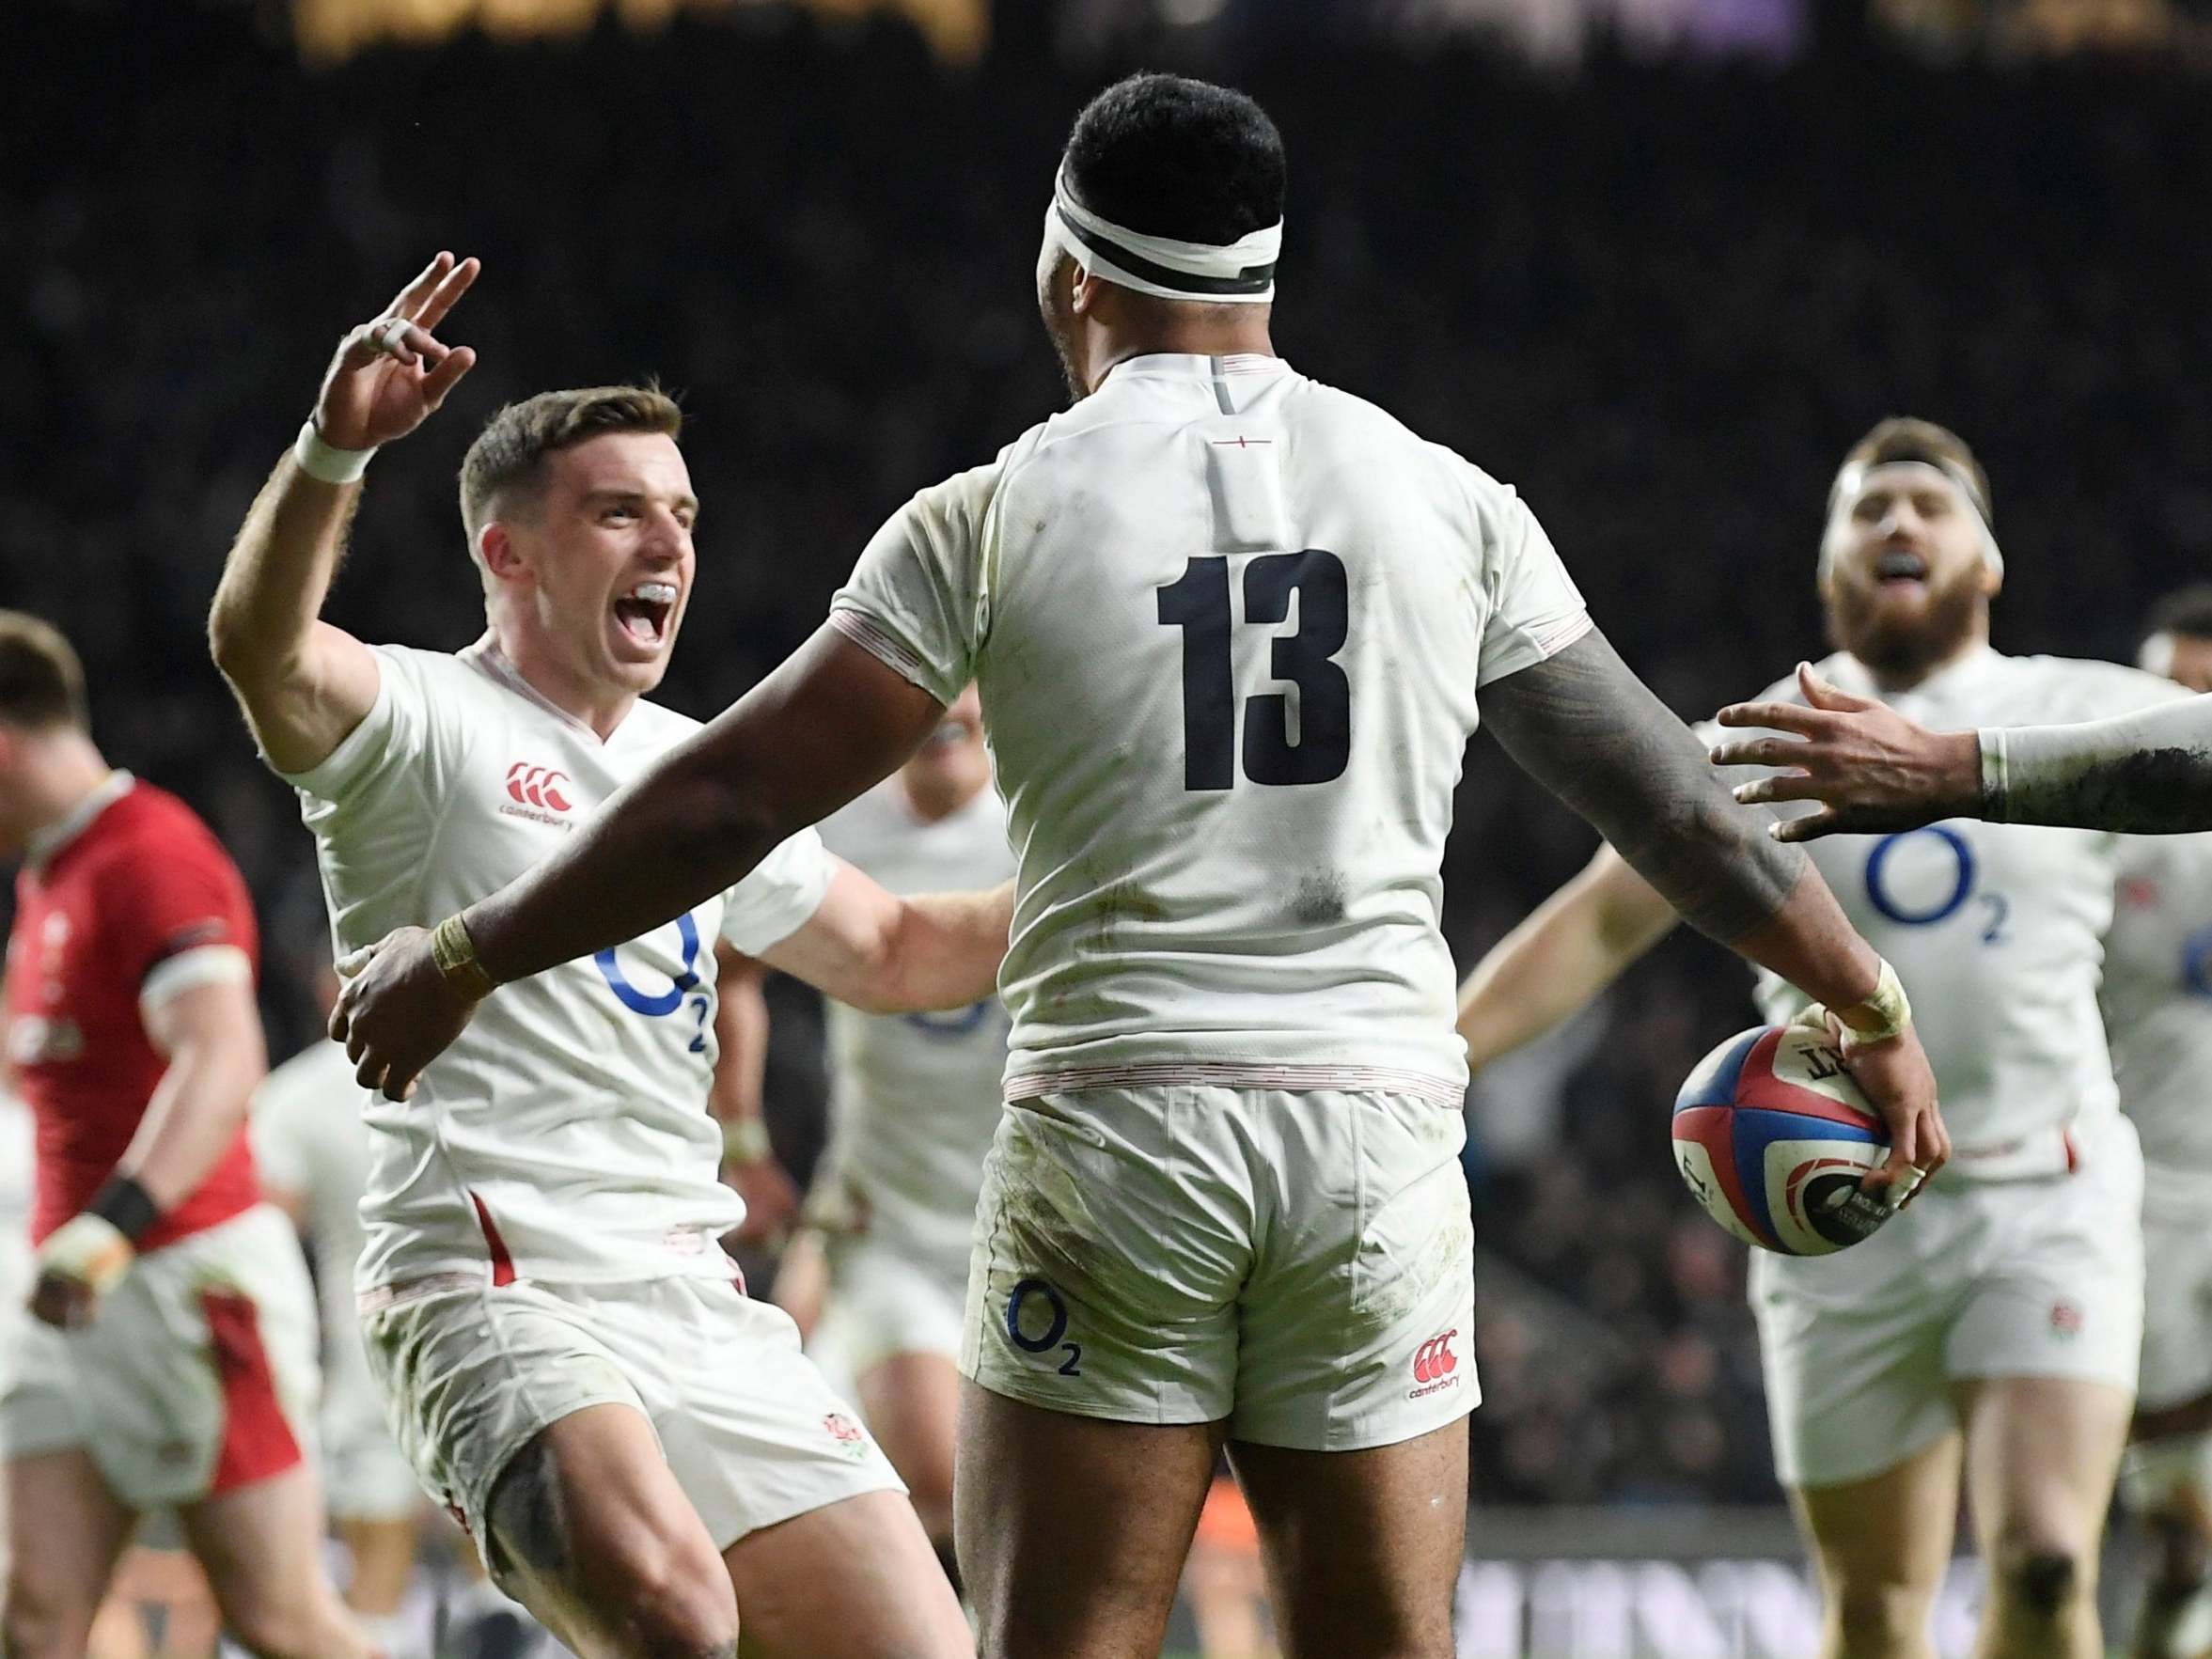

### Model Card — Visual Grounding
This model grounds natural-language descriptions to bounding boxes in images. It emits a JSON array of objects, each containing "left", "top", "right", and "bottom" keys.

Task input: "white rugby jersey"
[
  {"left": 251, "top": 1039, "right": 374, "bottom": 1401},
  {"left": 2103, "top": 833, "right": 2212, "bottom": 1198},
  {"left": 287, "top": 639, "right": 836, "bottom": 1290},
  {"left": 1715, "top": 647, "right": 2188, "bottom": 1169},
  {"left": 831, "top": 352, "right": 1590, "bottom": 1103},
  {"left": 814, "top": 776, "right": 1015, "bottom": 1276}
]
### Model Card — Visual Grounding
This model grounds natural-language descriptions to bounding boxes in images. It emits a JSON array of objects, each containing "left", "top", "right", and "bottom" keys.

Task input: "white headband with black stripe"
[
  {"left": 1045, "top": 164, "right": 1281, "bottom": 305},
  {"left": 1821, "top": 459, "right": 2003, "bottom": 579}
]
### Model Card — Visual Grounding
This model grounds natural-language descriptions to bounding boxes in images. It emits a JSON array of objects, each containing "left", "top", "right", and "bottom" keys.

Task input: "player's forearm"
[
  {"left": 1983, "top": 697, "right": 2212, "bottom": 834},
  {"left": 1455, "top": 856, "right": 1671, "bottom": 1071},
  {"left": 872, "top": 880, "right": 1015, "bottom": 1014},
  {"left": 208, "top": 455, "right": 360, "bottom": 683},
  {"left": 709, "top": 950, "right": 769, "bottom": 1135},
  {"left": 114, "top": 1031, "right": 266, "bottom": 1213}
]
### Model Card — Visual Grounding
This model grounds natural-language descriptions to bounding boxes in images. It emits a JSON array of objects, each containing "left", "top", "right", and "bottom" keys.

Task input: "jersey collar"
[
  {"left": 1097, "top": 352, "right": 1289, "bottom": 387},
  {"left": 461, "top": 635, "right": 631, "bottom": 745},
  {"left": 24, "top": 770, "right": 133, "bottom": 870}
]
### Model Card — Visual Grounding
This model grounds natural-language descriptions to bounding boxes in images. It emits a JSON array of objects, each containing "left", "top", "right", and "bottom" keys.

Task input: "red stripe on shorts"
[
  {"left": 470, "top": 1190, "right": 518, "bottom": 1287},
  {"left": 199, "top": 1289, "right": 304, "bottom": 1493}
]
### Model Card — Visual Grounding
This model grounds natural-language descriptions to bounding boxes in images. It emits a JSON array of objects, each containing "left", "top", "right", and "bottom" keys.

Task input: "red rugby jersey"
[{"left": 6, "top": 775, "right": 261, "bottom": 1250}]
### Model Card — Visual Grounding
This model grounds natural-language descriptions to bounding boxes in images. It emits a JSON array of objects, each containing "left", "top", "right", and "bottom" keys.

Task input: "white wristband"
[{"left": 293, "top": 419, "right": 376, "bottom": 485}]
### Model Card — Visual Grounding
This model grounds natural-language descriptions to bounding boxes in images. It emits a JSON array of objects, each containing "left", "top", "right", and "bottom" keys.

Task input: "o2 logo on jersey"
[
  {"left": 902, "top": 999, "right": 994, "bottom": 1038},
  {"left": 594, "top": 912, "right": 711, "bottom": 1052},
  {"left": 1863, "top": 827, "right": 2010, "bottom": 945},
  {"left": 2180, "top": 924, "right": 2212, "bottom": 1000}
]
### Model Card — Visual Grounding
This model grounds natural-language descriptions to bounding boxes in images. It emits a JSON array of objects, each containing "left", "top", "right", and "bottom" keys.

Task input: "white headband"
[
  {"left": 1821, "top": 459, "right": 2003, "bottom": 579},
  {"left": 1045, "top": 164, "right": 1280, "bottom": 305}
]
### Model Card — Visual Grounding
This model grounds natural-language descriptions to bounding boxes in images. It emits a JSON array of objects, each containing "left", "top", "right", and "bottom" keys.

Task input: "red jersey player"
[{"left": 0, "top": 613, "right": 371, "bottom": 1659}]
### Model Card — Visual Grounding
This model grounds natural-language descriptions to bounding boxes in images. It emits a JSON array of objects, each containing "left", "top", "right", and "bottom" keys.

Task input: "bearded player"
[
  {"left": 764, "top": 682, "right": 1013, "bottom": 1580},
  {"left": 0, "top": 613, "right": 368, "bottom": 1659},
  {"left": 327, "top": 82, "right": 1942, "bottom": 1659},
  {"left": 209, "top": 257, "right": 999, "bottom": 1658},
  {"left": 1455, "top": 418, "right": 2188, "bottom": 1659}
]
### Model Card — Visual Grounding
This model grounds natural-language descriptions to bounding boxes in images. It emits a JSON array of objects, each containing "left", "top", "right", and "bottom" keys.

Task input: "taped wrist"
[
  {"left": 1833, "top": 959, "right": 1912, "bottom": 1047},
  {"left": 86, "top": 1174, "right": 162, "bottom": 1244}
]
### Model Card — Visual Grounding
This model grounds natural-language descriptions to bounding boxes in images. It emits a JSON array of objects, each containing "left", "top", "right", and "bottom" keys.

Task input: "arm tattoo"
[
  {"left": 1482, "top": 629, "right": 1806, "bottom": 944},
  {"left": 1987, "top": 698, "right": 2212, "bottom": 834}
]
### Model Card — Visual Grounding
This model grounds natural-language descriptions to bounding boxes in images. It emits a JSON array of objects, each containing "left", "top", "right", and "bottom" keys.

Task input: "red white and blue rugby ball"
[{"left": 1672, "top": 1025, "right": 1894, "bottom": 1256}]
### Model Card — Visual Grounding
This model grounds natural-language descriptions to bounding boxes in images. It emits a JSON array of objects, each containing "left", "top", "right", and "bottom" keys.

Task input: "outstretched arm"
[
  {"left": 1482, "top": 630, "right": 1949, "bottom": 1187},
  {"left": 1455, "top": 847, "right": 1674, "bottom": 1072},
  {"left": 758, "top": 862, "right": 1013, "bottom": 1016},
  {"left": 1712, "top": 663, "right": 2212, "bottom": 838},
  {"left": 330, "top": 626, "right": 945, "bottom": 1098},
  {"left": 210, "top": 253, "right": 478, "bottom": 775}
]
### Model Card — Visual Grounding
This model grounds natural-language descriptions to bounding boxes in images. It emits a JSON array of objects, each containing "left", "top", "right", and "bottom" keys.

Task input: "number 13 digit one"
[{"left": 1156, "top": 550, "right": 1351, "bottom": 791}]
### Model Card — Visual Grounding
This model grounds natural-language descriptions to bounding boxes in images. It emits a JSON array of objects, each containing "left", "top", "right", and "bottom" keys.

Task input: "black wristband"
[{"left": 86, "top": 1175, "right": 162, "bottom": 1244}]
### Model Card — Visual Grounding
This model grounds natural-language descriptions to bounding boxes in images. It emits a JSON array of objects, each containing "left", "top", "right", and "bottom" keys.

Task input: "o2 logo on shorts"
[
  {"left": 1003, "top": 1276, "right": 1082, "bottom": 1376},
  {"left": 902, "top": 999, "right": 993, "bottom": 1038},
  {"left": 594, "top": 911, "right": 712, "bottom": 1052},
  {"left": 1862, "top": 827, "right": 2010, "bottom": 945}
]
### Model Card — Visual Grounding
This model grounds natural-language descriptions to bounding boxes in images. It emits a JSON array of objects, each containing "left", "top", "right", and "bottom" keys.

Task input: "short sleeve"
[
  {"left": 281, "top": 645, "right": 461, "bottom": 806},
  {"left": 1475, "top": 489, "right": 1593, "bottom": 688},
  {"left": 102, "top": 825, "right": 259, "bottom": 1021},
  {"left": 718, "top": 828, "right": 839, "bottom": 955},
  {"left": 828, "top": 461, "right": 1002, "bottom": 707}
]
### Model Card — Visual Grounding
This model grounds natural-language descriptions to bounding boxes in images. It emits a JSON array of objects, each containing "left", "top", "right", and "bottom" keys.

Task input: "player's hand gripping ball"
[{"left": 1672, "top": 1025, "right": 1913, "bottom": 1255}]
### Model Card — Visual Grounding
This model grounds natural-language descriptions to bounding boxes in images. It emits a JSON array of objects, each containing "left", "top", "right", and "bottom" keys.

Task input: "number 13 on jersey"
[{"left": 1156, "top": 549, "right": 1351, "bottom": 790}]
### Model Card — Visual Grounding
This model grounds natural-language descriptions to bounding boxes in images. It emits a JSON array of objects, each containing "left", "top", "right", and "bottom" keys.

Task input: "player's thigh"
[
  {"left": 176, "top": 1463, "right": 350, "bottom": 1637},
  {"left": 485, "top": 1401, "right": 737, "bottom": 1655},
  {"left": 854, "top": 1352, "right": 961, "bottom": 1527},
  {"left": 4, "top": 1448, "right": 136, "bottom": 1643},
  {"left": 955, "top": 1380, "right": 1220, "bottom": 1659},
  {"left": 1229, "top": 1419, "right": 1467, "bottom": 1659},
  {"left": 723, "top": 1489, "right": 970, "bottom": 1659},
  {"left": 1954, "top": 1375, "right": 2133, "bottom": 1567},
  {"left": 1791, "top": 1432, "right": 1964, "bottom": 1616},
  {"left": 962, "top": 1091, "right": 1250, "bottom": 1432}
]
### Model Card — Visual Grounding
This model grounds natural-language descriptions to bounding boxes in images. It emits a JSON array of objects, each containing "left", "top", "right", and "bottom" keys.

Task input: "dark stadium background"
[{"left": 7, "top": 0, "right": 2209, "bottom": 1542}]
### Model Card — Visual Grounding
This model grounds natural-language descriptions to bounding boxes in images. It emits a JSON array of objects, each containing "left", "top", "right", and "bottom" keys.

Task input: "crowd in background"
[{"left": 8, "top": 0, "right": 2211, "bottom": 1507}]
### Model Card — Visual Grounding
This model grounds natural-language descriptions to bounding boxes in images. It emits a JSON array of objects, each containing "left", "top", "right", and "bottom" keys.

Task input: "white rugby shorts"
[
  {"left": 2139, "top": 1165, "right": 2212, "bottom": 1413},
  {"left": 1752, "top": 1112, "right": 2143, "bottom": 1488},
  {"left": 0, "top": 1204, "right": 320, "bottom": 1509},
  {"left": 809, "top": 1237, "right": 967, "bottom": 1396},
  {"left": 361, "top": 1272, "right": 902, "bottom": 1575},
  {"left": 963, "top": 1086, "right": 1477, "bottom": 1451}
]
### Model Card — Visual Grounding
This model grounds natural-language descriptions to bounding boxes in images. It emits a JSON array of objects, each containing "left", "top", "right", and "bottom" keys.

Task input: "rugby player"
[
  {"left": 327, "top": 81, "right": 1943, "bottom": 1659},
  {"left": 0, "top": 613, "right": 365, "bottom": 1659},
  {"left": 1454, "top": 419, "right": 2185, "bottom": 1659},
  {"left": 210, "top": 258, "right": 999, "bottom": 1658}
]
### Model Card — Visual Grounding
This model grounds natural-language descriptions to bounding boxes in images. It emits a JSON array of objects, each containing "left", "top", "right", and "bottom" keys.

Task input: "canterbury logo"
[
  {"left": 1412, "top": 1330, "right": 1459, "bottom": 1385},
  {"left": 505, "top": 764, "right": 573, "bottom": 812}
]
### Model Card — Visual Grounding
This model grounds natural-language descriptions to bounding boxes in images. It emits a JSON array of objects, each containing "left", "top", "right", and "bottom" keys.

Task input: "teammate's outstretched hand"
[
  {"left": 329, "top": 926, "right": 480, "bottom": 1102},
  {"left": 1707, "top": 664, "right": 1983, "bottom": 842},
  {"left": 312, "top": 251, "right": 480, "bottom": 453}
]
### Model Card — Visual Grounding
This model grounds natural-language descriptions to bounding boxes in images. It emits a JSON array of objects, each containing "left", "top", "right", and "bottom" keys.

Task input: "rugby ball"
[{"left": 1671, "top": 1025, "right": 1895, "bottom": 1256}]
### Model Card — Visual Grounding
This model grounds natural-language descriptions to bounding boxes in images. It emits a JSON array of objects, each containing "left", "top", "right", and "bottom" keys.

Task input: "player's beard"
[{"left": 1826, "top": 563, "right": 1985, "bottom": 681}]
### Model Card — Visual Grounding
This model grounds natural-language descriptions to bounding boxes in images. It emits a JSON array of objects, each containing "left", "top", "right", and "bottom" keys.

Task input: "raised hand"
[
  {"left": 1707, "top": 663, "right": 1983, "bottom": 842},
  {"left": 312, "top": 252, "right": 481, "bottom": 453}
]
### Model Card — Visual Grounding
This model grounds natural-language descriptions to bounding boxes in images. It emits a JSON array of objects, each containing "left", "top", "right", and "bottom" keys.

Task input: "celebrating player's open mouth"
[{"left": 610, "top": 576, "right": 679, "bottom": 658}]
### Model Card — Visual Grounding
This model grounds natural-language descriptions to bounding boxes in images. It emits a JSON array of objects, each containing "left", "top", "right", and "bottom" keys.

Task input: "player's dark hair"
[
  {"left": 0, "top": 611, "right": 88, "bottom": 732},
  {"left": 460, "top": 383, "right": 683, "bottom": 540},
  {"left": 2145, "top": 584, "right": 2212, "bottom": 642},
  {"left": 1062, "top": 73, "right": 1285, "bottom": 247},
  {"left": 1839, "top": 417, "right": 1994, "bottom": 526}
]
